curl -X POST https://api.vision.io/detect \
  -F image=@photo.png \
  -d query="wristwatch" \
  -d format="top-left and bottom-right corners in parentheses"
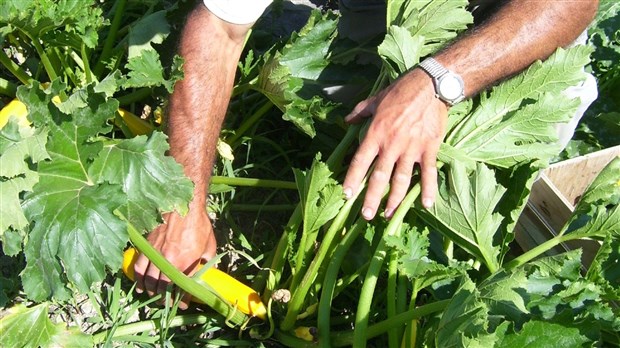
top-left (418, 57), bottom-right (465, 106)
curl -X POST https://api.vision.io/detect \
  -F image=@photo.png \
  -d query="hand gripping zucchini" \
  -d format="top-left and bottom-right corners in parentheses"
top-left (122, 247), bottom-right (267, 319)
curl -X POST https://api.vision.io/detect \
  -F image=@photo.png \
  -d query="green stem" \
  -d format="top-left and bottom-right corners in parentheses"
top-left (353, 183), bottom-right (421, 347)
top-left (280, 184), bottom-right (364, 332)
top-left (29, 37), bottom-right (58, 81)
top-left (257, 205), bottom-right (302, 301)
top-left (333, 260), bottom-right (369, 297)
top-left (401, 281), bottom-right (421, 348)
top-left (227, 100), bottom-right (274, 144)
top-left (81, 43), bottom-right (92, 84)
top-left (94, 0), bottom-right (127, 78)
top-left (92, 313), bottom-right (210, 344)
top-left (317, 219), bottom-right (366, 347)
top-left (58, 48), bottom-right (80, 87)
top-left (0, 77), bottom-right (18, 97)
top-left (396, 274), bottom-right (409, 345)
top-left (353, 237), bottom-right (389, 347)
top-left (122, 213), bottom-right (248, 326)
top-left (504, 233), bottom-right (578, 270)
top-left (331, 300), bottom-right (450, 347)
top-left (258, 124), bottom-right (360, 298)
top-left (0, 49), bottom-right (32, 85)
top-left (387, 250), bottom-right (399, 348)
top-left (210, 176), bottom-right (297, 190)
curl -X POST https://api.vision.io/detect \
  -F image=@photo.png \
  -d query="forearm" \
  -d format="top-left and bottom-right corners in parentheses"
top-left (435, 0), bottom-right (598, 96)
top-left (167, 5), bottom-right (250, 210)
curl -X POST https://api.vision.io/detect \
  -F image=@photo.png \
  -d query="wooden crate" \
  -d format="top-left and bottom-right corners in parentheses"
top-left (514, 145), bottom-right (620, 268)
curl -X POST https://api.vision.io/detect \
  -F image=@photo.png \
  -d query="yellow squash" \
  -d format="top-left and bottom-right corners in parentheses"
top-left (116, 108), bottom-right (155, 136)
top-left (0, 99), bottom-right (30, 129)
top-left (122, 248), bottom-right (267, 319)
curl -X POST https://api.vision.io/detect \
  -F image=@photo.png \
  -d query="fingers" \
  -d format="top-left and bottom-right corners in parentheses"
top-left (134, 257), bottom-right (189, 310)
top-left (361, 150), bottom-right (399, 220)
top-left (343, 136), bottom-right (378, 201)
top-left (420, 147), bottom-right (439, 209)
top-left (384, 153), bottom-right (416, 218)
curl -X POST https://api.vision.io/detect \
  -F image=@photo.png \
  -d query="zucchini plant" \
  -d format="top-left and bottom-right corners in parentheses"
top-left (0, 0), bottom-right (618, 347)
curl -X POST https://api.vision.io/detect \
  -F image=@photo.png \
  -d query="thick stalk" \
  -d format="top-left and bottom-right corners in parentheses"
top-left (401, 281), bottom-right (421, 348)
top-left (0, 77), bottom-right (18, 97)
top-left (504, 233), bottom-right (581, 270)
top-left (92, 313), bottom-right (210, 344)
top-left (259, 205), bottom-right (302, 301)
top-left (29, 38), bottom-right (58, 82)
top-left (353, 183), bottom-right (421, 347)
top-left (81, 43), bottom-right (93, 84)
top-left (353, 237), bottom-right (389, 347)
top-left (257, 125), bottom-right (360, 304)
top-left (0, 49), bottom-right (32, 85)
top-left (331, 300), bottom-right (450, 347)
top-left (227, 100), bottom-right (273, 144)
top-left (123, 214), bottom-right (248, 326)
top-left (94, 0), bottom-right (127, 78)
top-left (317, 219), bottom-right (366, 347)
top-left (387, 250), bottom-right (400, 348)
top-left (280, 184), bottom-right (363, 331)
top-left (396, 274), bottom-right (409, 347)
top-left (287, 125), bottom-right (362, 293)
top-left (210, 176), bottom-right (297, 190)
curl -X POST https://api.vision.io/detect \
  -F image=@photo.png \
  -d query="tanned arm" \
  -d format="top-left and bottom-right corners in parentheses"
top-left (343, 0), bottom-right (598, 220)
top-left (133, 4), bottom-right (252, 309)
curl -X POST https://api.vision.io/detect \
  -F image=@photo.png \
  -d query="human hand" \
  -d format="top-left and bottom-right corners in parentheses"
top-left (343, 69), bottom-right (448, 219)
top-left (133, 208), bottom-right (216, 309)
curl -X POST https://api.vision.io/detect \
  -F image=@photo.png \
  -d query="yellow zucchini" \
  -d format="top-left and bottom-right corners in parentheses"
top-left (122, 248), bottom-right (267, 319)
top-left (0, 99), bottom-right (29, 129)
top-left (116, 108), bottom-right (155, 136)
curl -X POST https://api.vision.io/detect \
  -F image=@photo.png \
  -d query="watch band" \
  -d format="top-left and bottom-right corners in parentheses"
top-left (418, 57), bottom-right (449, 79)
top-left (418, 57), bottom-right (465, 106)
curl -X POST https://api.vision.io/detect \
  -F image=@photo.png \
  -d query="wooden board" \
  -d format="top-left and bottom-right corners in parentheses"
top-left (544, 145), bottom-right (620, 206)
top-left (514, 145), bottom-right (620, 268)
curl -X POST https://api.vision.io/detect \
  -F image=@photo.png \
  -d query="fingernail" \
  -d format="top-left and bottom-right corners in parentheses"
top-left (362, 207), bottom-right (373, 220)
top-left (422, 198), bottom-right (433, 209)
top-left (343, 187), bottom-right (352, 199)
top-left (384, 208), bottom-right (394, 219)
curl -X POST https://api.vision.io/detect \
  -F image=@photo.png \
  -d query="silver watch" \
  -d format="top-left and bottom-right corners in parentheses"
top-left (418, 57), bottom-right (465, 106)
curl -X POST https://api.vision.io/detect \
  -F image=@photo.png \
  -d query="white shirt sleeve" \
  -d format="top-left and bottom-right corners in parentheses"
top-left (203, 0), bottom-right (272, 25)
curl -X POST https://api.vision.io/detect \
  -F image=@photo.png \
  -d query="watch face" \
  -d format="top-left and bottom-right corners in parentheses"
top-left (438, 74), bottom-right (463, 100)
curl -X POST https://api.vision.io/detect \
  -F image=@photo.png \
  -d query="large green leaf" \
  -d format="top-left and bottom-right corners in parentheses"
top-left (445, 46), bottom-right (593, 168)
top-left (435, 277), bottom-right (496, 348)
top-left (124, 49), bottom-right (178, 93)
top-left (495, 320), bottom-right (591, 348)
top-left (378, 25), bottom-right (424, 78)
top-left (0, 118), bottom-right (49, 250)
top-left (388, 0), bottom-right (472, 57)
top-left (0, 303), bottom-right (92, 347)
top-left (291, 156), bottom-right (344, 274)
top-left (417, 162), bottom-right (505, 272)
top-left (294, 157), bottom-right (344, 235)
top-left (385, 224), bottom-right (468, 290)
top-left (0, 0), bottom-right (104, 49)
top-left (16, 82), bottom-right (193, 301)
top-left (89, 132), bottom-right (194, 232)
top-left (254, 10), bottom-right (340, 137)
